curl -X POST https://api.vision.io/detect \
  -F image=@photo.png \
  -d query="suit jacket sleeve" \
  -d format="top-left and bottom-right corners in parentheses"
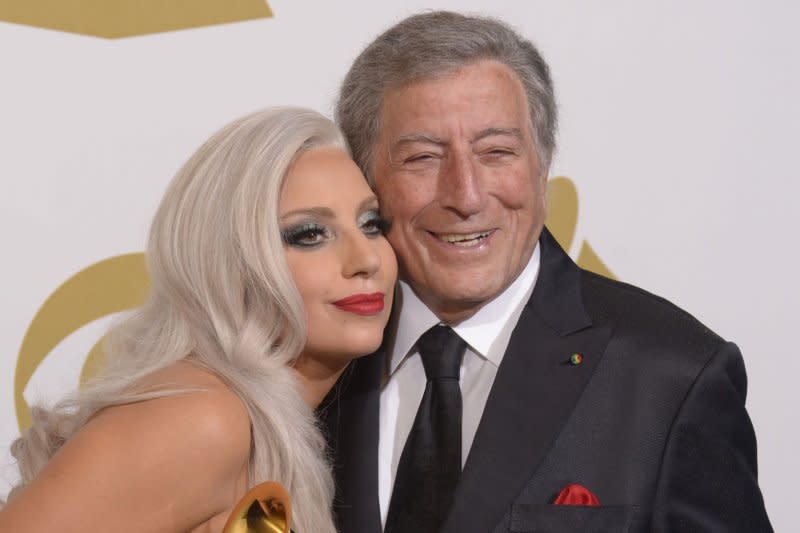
top-left (651, 341), bottom-right (772, 532)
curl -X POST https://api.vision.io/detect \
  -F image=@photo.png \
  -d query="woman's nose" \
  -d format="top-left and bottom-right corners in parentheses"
top-left (340, 231), bottom-right (382, 279)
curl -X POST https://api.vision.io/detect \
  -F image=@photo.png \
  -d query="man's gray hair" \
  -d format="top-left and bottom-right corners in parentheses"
top-left (336, 10), bottom-right (557, 182)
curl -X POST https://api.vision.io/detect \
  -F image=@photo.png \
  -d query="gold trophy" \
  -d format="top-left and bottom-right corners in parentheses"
top-left (222, 482), bottom-right (291, 533)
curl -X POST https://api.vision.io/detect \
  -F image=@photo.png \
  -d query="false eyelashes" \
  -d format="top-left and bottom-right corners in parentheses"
top-left (281, 222), bottom-right (330, 248)
top-left (358, 210), bottom-right (391, 237)
top-left (280, 209), bottom-right (390, 248)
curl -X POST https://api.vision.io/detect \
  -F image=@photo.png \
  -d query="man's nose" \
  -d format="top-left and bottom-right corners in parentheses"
top-left (341, 230), bottom-right (382, 279)
top-left (437, 150), bottom-right (486, 217)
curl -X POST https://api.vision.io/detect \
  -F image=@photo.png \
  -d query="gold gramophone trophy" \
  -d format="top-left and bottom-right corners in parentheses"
top-left (222, 482), bottom-right (291, 533)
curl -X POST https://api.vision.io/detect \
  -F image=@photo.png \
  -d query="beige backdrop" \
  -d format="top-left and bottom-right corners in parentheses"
top-left (1, 1), bottom-right (796, 530)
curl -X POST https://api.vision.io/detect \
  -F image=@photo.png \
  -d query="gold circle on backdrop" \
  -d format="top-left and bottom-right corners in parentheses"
top-left (548, 177), bottom-right (616, 280)
top-left (14, 253), bottom-right (150, 432)
top-left (0, 0), bottom-right (273, 38)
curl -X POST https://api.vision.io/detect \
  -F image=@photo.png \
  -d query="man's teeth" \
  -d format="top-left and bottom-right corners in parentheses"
top-left (437, 231), bottom-right (491, 246)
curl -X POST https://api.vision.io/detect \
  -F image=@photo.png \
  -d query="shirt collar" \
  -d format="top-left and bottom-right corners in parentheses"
top-left (389, 244), bottom-right (541, 374)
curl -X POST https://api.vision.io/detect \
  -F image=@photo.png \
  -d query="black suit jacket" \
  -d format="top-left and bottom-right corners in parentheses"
top-left (320, 228), bottom-right (772, 532)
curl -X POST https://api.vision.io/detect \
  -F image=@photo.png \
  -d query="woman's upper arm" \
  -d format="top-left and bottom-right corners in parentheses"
top-left (0, 386), bottom-right (251, 533)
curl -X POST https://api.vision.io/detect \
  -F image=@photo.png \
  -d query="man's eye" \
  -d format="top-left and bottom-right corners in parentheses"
top-left (404, 153), bottom-right (436, 164)
top-left (484, 147), bottom-right (514, 157)
top-left (281, 223), bottom-right (331, 248)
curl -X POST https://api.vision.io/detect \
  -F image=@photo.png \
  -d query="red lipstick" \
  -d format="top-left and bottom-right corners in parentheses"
top-left (332, 292), bottom-right (385, 316)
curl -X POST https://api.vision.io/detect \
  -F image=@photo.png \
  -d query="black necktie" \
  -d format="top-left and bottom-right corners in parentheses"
top-left (385, 324), bottom-right (466, 533)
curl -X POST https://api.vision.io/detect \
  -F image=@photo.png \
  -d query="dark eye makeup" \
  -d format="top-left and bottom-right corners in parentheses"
top-left (281, 222), bottom-right (331, 248)
top-left (280, 209), bottom-right (390, 249)
top-left (359, 209), bottom-right (391, 236)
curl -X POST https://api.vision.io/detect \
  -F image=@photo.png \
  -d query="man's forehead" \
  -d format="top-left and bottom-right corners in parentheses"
top-left (378, 63), bottom-right (531, 133)
top-left (389, 58), bottom-right (520, 93)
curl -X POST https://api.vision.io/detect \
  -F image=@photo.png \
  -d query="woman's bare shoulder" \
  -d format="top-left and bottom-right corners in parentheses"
top-left (0, 360), bottom-right (251, 533)
top-left (137, 358), bottom-right (237, 393)
top-left (96, 360), bottom-right (251, 459)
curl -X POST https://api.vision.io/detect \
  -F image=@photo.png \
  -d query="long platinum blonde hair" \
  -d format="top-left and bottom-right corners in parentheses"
top-left (8, 107), bottom-right (344, 533)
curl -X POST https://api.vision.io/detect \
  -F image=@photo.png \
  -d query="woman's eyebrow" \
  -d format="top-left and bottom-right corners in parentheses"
top-left (280, 196), bottom-right (377, 221)
top-left (357, 195), bottom-right (379, 211)
top-left (279, 206), bottom-right (335, 220)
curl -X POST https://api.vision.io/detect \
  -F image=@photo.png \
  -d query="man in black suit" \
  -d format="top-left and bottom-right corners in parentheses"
top-left (323, 11), bottom-right (772, 532)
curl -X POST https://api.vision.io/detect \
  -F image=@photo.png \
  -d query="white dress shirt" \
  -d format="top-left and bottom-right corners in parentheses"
top-left (378, 244), bottom-right (541, 526)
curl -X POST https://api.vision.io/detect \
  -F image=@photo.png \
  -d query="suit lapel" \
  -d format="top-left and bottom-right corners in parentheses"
top-left (320, 349), bottom-right (384, 532)
top-left (442, 229), bottom-right (612, 533)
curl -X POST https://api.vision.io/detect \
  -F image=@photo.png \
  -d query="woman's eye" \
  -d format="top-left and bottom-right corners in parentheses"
top-left (281, 223), bottom-right (331, 248)
top-left (359, 211), bottom-right (390, 236)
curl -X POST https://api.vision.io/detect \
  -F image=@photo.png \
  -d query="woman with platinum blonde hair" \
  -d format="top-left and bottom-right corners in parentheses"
top-left (0, 107), bottom-right (397, 533)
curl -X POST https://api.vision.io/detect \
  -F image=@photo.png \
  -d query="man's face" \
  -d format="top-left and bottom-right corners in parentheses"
top-left (372, 59), bottom-right (547, 324)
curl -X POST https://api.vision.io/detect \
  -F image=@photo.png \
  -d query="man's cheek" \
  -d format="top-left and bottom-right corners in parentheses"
top-left (499, 180), bottom-right (540, 210)
top-left (386, 230), bottom-right (411, 256)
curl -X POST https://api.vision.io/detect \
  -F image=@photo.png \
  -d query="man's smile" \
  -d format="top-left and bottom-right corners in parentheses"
top-left (427, 229), bottom-right (496, 248)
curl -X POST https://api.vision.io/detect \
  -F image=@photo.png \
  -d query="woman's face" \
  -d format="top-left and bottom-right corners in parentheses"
top-left (280, 147), bottom-right (397, 369)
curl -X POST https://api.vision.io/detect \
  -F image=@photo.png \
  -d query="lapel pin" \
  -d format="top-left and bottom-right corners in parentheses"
top-left (569, 353), bottom-right (583, 366)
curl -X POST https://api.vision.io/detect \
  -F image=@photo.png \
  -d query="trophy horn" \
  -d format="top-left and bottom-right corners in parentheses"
top-left (222, 481), bottom-right (292, 533)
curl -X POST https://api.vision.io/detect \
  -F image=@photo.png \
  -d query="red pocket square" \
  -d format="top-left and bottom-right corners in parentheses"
top-left (552, 483), bottom-right (600, 506)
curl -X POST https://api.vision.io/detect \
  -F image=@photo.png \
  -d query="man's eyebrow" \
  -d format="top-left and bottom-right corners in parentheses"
top-left (393, 133), bottom-right (447, 147)
top-left (471, 127), bottom-right (524, 143)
